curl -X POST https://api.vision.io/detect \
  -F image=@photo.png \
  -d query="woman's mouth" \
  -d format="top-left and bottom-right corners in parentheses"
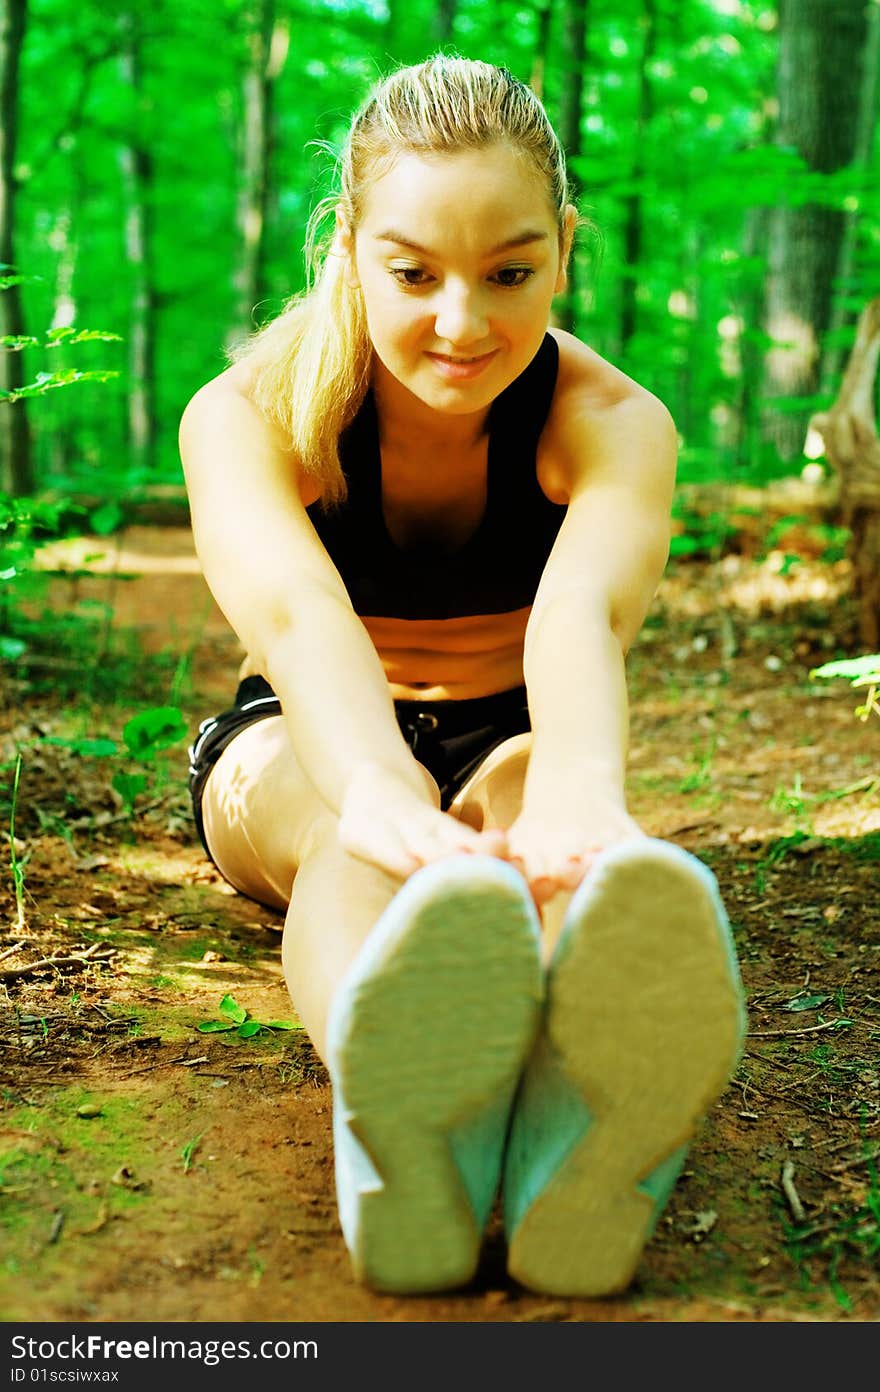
top-left (426, 350), bottom-right (498, 380)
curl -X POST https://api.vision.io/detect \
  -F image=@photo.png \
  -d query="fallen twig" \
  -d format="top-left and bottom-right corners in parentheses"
top-left (0, 942), bottom-right (116, 982)
top-left (830, 1145), bottom-right (880, 1175)
top-left (747, 1019), bottom-right (851, 1039)
top-left (47, 1210), bottom-right (65, 1245)
top-left (742, 1050), bottom-right (794, 1071)
top-left (781, 1160), bottom-right (806, 1223)
top-left (0, 941), bottom-right (25, 964)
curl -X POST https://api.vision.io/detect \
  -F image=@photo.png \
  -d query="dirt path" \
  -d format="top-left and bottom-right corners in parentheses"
top-left (1, 526), bottom-right (878, 1323)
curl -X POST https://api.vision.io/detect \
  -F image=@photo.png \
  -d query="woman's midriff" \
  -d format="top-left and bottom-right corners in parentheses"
top-left (360, 607), bottom-right (530, 702)
top-left (237, 605), bottom-right (531, 703)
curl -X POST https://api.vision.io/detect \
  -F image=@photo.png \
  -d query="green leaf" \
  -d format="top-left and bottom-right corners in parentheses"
top-left (236, 1020), bottom-right (263, 1038)
top-left (669, 534), bottom-right (703, 556)
top-left (0, 335), bottom-right (40, 349)
top-left (47, 328), bottom-right (123, 345)
top-left (785, 992), bottom-right (831, 1012)
top-left (2, 368), bottom-right (121, 400)
top-left (90, 502), bottom-right (125, 536)
top-left (263, 1020), bottom-right (301, 1031)
top-left (0, 635), bottom-right (26, 660)
top-left (122, 706), bottom-right (188, 759)
top-left (196, 1019), bottom-right (237, 1033)
top-left (112, 771), bottom-right (147, 806)
top-left (810, 655), bottom-right (880, 686)
top-left (0, 274), bottom-right (40, 290)
top-left (42, 736), bottom-right (118, 758)
top-left (219, 995), bottom-right (247, 1025)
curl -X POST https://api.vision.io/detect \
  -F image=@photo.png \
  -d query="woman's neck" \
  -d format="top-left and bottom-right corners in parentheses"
top-left (371, 363), bottom-right (491, 455)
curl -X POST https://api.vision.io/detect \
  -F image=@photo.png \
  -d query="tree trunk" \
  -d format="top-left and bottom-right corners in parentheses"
top-left (821, 0), bottom-right (880, 395)
top-left (554, 0), bottom-right (589, 335)
top-left (46, 204), bottom-right (78, 478)
top-left (118, 13), bottom-right (156, 474)
top-left (529, 0), bottom-right (553, 100)
top-left (0, 0), bottom-right (31, 496)
top-left (433, 0), bottom-right (457, 46)
top-left (227, 1), bottom-right (288, 346)
top-left (619, 0), bottom-right (655, 356)
top-left (761, 0), bottom-right (869, 463)
top-left (734, 206), bottom-right (770, 474)
top-left (809, 297), bottom-right (880, 648)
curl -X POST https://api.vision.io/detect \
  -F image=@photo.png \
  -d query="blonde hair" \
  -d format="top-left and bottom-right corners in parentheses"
top-left (230, 54), bottom-right (582, 506)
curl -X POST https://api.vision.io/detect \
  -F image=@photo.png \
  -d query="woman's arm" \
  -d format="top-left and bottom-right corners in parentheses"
top-left (509, 387), bottom-right (677, 900)
top-left (179, 377), bottom-right (503, 877)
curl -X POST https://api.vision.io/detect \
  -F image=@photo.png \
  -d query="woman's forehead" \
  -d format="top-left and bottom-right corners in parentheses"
top-left (357, 145), bottom-right (556, 233)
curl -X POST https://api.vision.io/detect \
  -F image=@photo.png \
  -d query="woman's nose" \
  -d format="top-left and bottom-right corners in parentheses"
top-left (432, 283), bottom-right (489, 345)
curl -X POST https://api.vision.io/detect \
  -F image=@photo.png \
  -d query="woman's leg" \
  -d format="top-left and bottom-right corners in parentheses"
top-left (447, 732), bottom-right (573, 958)
top-left (200, 712), bottom-right (546, 1294)
top-left (199, 715), bottom-right (410, 1061)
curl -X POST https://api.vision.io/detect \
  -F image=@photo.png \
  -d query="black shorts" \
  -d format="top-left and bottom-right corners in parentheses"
top-left (188, 675), bottom-right (530, 859)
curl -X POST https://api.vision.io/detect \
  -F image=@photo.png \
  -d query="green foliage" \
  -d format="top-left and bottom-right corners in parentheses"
top-left (0, 273), bottom-right (121, 403)
top-left (669, 503), bottom-right (737, 558)
top-left (196, 994), bottom-right (299, 1040)
top-left (120, 707), bottom-right (188, 760)
top-left (180, 1133), bottom-right (203, 1173)
top-left (33, 705), bottom-right (189, 820)
top-left (4, 0), bottom-right (875, 497)
top-left (811, 655), bottom-right (880, 723)
top-left (8, 752), bottom-right (27, 931)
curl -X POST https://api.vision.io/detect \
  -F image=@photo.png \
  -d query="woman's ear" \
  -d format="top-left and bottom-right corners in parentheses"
top-left (554, 203), bottom-right (578, 295)
top-left (334, 208), bottom-right (360, 289)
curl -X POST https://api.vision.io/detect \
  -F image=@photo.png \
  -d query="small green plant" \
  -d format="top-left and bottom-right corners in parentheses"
top-left (8, 752), bottom-right (27, 931)
top-left (113, 706), bottom-right (189, 806)
top-left (0, 269), bottom-right (122, 402)
top-left (39, 705), bottom-right (188, 820)
top-left (669, 504), bottom-right (736, 559)
top-left (810, 654), bottom-right (880, 723)
top-left (769, 772), bottom-right (814, 831)
top-left (180, 1133), bottom-right (203, 1173)
top-left (677, 738), bottom-right (717, 795)
top-left (196, 994), bottom-right (300, 1041)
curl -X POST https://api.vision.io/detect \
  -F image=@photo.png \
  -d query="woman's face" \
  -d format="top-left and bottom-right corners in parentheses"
top-left (339, 144), bottom-right (572, 422)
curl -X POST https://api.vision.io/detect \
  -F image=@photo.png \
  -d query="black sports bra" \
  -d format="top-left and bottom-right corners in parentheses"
top-left (306, 332), bottom-right (566, 699)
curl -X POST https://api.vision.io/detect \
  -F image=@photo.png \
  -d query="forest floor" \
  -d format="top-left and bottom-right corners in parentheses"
top-left (1, 512), bottom-right (879, 1325)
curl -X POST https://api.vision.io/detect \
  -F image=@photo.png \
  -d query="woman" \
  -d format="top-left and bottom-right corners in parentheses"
top-left (180, 54), bottom-right (746, 1298)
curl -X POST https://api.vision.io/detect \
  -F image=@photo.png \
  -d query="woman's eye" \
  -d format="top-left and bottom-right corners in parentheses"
top-left (389, 267), bottom-right (430, 287)
top-left (493, 267), bottom-right (535, 288)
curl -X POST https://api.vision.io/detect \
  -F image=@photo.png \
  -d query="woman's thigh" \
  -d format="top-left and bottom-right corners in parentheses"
top-left (199, 715), bottom-right (330, 909)
top-left (197, 715), bottom-right (443, 910)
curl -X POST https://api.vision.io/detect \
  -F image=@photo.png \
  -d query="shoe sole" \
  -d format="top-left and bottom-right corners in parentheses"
top-left (326, 855), bottom-right (543, 1294)
top-left (504, 838), bottom-right (746, 1297)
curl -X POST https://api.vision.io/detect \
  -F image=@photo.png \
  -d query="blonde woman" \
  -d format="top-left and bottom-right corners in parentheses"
top-left (180, 54), bottom-right (746, 1298)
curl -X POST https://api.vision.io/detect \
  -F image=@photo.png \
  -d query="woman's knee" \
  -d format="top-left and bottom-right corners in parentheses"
top-left (449, 732), bottom-right (532, 829)
top-left (198, 717), bottom-right (331, 904)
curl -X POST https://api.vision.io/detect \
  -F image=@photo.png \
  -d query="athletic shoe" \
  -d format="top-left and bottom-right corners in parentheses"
top-left (503, 837), bottom-right (746, 1297)
top-left (326, 854), bottom-right (544, 1294)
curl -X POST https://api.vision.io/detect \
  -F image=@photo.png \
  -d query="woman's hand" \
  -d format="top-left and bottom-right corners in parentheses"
top-left (505, 797), bottom-right (645, 907)
top-left (338, 762), bottom-right (508, 881)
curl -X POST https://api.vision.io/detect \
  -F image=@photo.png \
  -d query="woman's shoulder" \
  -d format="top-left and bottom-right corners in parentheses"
top-left (547, 327), bottom-right (673, 420)
top-left (183, 357), bottom-right (261, 409)
top-left (180, 362), bottom-right (322, 508)
top-left (538, 329), bottom-right (676, 500)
